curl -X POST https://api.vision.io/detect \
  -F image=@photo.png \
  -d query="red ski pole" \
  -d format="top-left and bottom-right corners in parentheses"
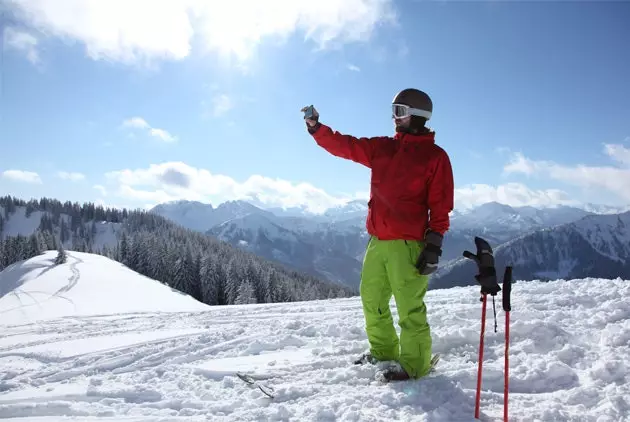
top-left (475, 293), bottom-right (487, 419)
top-left (502, 267), bottom-right (512, 422)
top-left (463, 237), bottom-right (503, 421)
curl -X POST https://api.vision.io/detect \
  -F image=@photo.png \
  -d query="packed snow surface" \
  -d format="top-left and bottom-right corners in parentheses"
top-left (1, 252), bottom-right (629, 421)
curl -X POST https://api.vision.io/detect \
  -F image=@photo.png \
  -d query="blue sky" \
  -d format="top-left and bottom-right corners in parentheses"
top-left (2, 0), bottom-right (629, 213)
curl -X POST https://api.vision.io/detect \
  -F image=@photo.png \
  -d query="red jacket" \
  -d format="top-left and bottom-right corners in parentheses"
top-left (311, 123), bottom-right (454, 240)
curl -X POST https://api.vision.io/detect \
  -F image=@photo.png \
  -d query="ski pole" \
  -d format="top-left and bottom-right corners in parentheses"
top-left (502, 266), bottom-right (512, 422)
top-left (475, 292), bottom-right (487, 419)
top-left (463, 237), bottom-right (503, 421)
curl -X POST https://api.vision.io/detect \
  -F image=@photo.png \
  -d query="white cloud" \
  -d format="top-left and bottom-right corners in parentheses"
top-left (7, 0), bottom-right (192, 66)
top-left (209, 94), bottom-right (234, 117)
top-left (148, 128), bottom-right (176, 143)
top-left (4, 26), bottom-right (40, 64)
top-left (604, 143), bottom-right (630, 166)
top-left (7, 0), bottom-right (396, 66)
top-left (93, 185), bottom-right (108, 196)
top-left (189, 0), bottom-right (396, 61)
top-left (122, 117), bottom-right (149, 129)
top-left (104, 161), bottom-right (354, 213)
top-left (122, 117), bottom-right (176, 143)
top-left (347, 64), bottom-right (360, 72)
top-left (57, 171), bottom-right (85, 181)
top-left (503, 141), bottom-right (630, 202)
top-left (118, 185), bottom-right (178, 205)
top-left (102, 162), bottom-right (613, 214)
top-left (454, 183), bottom-right (579, 210)
top-left (503, 152), bottom-right (538, 176)
top-left (1, 169), bottom-right (42, 184)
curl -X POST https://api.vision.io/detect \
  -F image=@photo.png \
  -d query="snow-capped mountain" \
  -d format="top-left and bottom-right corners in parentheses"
top-left (1, 197), bottom-right (355, 305)
top-left (450, 201), bottom-right (592, 240)
top-left (150, 199), bottom-right (273, 232)
top-left (151, 198), bottom-right (625, 289)
top-left (439, 201), bottom-right (594, 263)
top-left (151, 200), bottom-right (369, 288)
top-left (321, 200), bottom-right (369, 222)
top-left (431, 210), bottom-right (630, 290)
top-left (207, 213), bottom-right (363, 289)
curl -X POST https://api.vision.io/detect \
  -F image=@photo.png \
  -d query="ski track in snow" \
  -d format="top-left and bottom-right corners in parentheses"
top-left (1, 279), bottom-right (630, 421)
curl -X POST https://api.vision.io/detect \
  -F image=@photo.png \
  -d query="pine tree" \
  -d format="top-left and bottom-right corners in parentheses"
top-left (28, 233), bottom-right (42, 258)
top-left (60, 218), bottom-right (68, 245)
top-left (0, 195), bottom-right (355, 306)
top-left (55, 242), bottom-right (67, 265)
top-left (119, 232), bottom-right (128, 264)
top-left (235, 279), bottom-right (257, 304)
top-left (0, 239), bottom-right (5, 270)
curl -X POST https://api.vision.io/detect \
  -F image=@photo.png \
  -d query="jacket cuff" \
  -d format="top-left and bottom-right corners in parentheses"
top-left (307, 122), bottom-right (322, 134)
top-left (424, 230), bottom-right (443, 247)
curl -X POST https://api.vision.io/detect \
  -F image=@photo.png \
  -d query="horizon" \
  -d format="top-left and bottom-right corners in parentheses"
top-left (2, 1), bottom-right (629, 213)
top-left (4, 193), bottom-right (628, 217)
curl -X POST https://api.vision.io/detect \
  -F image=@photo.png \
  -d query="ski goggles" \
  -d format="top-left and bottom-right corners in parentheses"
top-left (392, 103), bottom-right (432, 120)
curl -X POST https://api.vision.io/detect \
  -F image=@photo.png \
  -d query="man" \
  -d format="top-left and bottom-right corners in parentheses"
top-left (302, 88), bottom-right (454, 381)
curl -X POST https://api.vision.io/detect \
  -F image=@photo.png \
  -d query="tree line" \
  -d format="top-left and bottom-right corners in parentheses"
top-left (0, 195), bottom-right (355, 305)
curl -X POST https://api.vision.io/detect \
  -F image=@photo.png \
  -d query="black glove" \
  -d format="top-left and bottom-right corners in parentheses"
top-left (416, 230), bottom-right (443, 275)
top-left (463, 236), bottom-right (501, 296)
top-left (301, 105), bottom-right (320, 134)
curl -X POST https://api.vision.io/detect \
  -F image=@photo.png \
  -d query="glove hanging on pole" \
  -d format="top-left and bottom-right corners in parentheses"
top-left (463, 236), bottom-right (512, 422)
top-left (463, 236), bottom-right (501, 296)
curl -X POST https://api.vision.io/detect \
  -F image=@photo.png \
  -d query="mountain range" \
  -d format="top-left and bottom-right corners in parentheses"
top-left (0, 196), bottom-right (354, 305)
top-left (152, 199), bottom-right (370, 289)
top-left (150, 199), bottom-right (630, 289)
top-left (432, 210), bottom-right (630, 289)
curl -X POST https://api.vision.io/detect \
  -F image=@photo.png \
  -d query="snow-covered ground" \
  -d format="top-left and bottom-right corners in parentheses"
top-left (0, 251), bottom-right (208, 325)
top-left (1, 251), bottom-right (629, 421)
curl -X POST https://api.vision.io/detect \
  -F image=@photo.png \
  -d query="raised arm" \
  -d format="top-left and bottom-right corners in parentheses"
top-left (302, 105), bottom-right (385, 169)
top-left (309, 123), bottom-right (385, 168)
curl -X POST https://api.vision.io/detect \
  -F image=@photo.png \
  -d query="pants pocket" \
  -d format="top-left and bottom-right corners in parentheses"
top-left (404, 240), bottom-right (424, 268)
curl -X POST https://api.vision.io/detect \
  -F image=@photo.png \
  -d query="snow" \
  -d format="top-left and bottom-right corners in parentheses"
top-left (533, 257), bottom-right (578, 279)
top-left (0, 251), bottom-right (209, 325)
top-left (1, 253), bottom-right (630, 421)
top-left (90, 222), bottom-right (122, 251)
top-left (0, 207), bottom-right (46, 239)
top-left (572, 211), bottom-right (630, 262)
top-left (0, 206), bottom-right (123, 252)
top-left (150, 200), bottom-right (277, 233)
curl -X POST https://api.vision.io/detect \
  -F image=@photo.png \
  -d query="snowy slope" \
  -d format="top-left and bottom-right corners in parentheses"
top-left (572, 212), bottom-right (630, 262)
top-left (1, 253), bottom-right (629, 421)
top-left (0, 251), bottom-right (209, 325)
top-left (0, 205), bottom-right (122, 253)
top-left (0, 207), bottom-right (46, 239)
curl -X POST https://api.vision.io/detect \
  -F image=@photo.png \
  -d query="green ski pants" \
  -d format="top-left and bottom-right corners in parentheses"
top-left (360, 236), bottom-right (432, 378)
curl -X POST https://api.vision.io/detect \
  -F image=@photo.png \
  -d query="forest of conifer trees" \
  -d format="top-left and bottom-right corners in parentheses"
top-left (0, 196), bottom-right (355, 306)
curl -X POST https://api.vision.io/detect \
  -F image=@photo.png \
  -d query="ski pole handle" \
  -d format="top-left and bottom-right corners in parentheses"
top-left (502, 266), bottom-right (512, 312)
